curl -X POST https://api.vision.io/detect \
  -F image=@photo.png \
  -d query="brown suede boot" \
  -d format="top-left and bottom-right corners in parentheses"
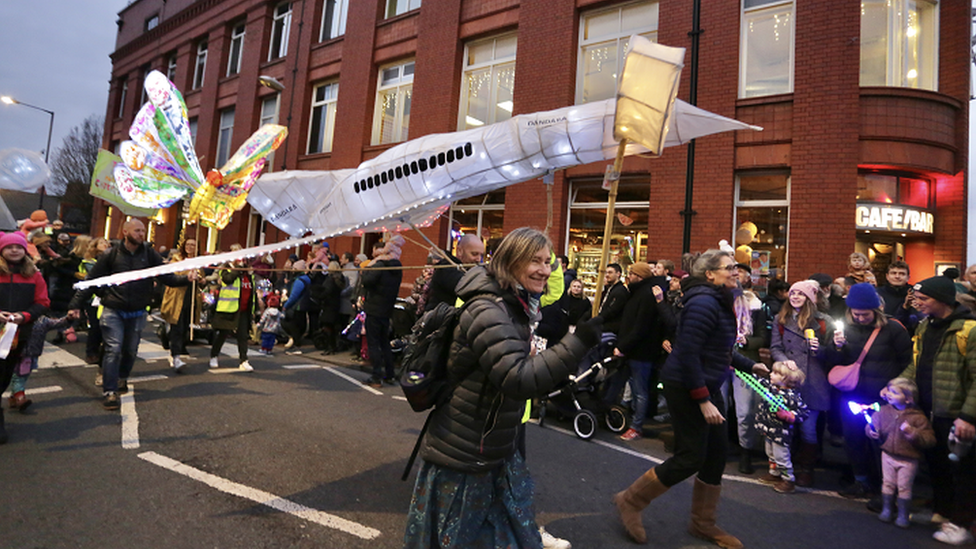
top-left (688, 477), bottom-right (743, 549)
top-left (613, 467), bottom-right (670, 543)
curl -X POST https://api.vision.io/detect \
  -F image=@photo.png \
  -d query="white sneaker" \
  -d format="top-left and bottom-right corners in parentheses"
top-left (283, 337), bottom-right (294, 349)
top-left (934, 523), bottom-right (975, 546)
top-left (539, 526), bottom-right (571, 549)
top-left (285, 349), bottom-right (302, 355)
top-left (172, 356), bottom-right (186, 373)
top-left (209, 357), bottom-right (219, 369)
top-left (238, 361), bottom-right (254, 372)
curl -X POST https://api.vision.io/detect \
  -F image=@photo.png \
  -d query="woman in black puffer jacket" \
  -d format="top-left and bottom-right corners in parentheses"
top-left (613, 250), bottom-right (766, 548)
top-left (403, 228), bottom-right (603, 549)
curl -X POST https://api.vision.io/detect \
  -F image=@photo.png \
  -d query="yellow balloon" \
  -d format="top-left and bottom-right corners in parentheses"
top-left (735, 245), bottom-right (753, 265)
top-left (735, 227), bottom-right (753, 246)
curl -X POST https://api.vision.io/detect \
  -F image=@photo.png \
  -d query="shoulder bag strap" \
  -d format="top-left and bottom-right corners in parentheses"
top-left (854, 327), bottom-right (882, 364)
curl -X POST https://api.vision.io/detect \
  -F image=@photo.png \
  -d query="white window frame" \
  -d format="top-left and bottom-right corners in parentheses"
top-left (320, 0), bottom-right (348, 41)
top-left (227, 22), bottom-right (246, 77)
top-left (447, 192), bottom-right (505, 253)
top-left (145, 14), bottom-right (159, 32)
top-left (733, 172), bottom-right (792, 279)
top-left (259, 95), bottom-right (280, 170)
top-left (576, 1), bottom-right (659, 105)
top-left (371, 60), bottom-right (414, 145)
top-left (859, 0), bottom-right (939, 90)
top-left (193, 40), bottom-right (208, 89)
top-left (739, 0), bottom-right (795, 99)
top-left (140, 65), bottom-right (151, 106)
top-left (307, 82), bottom-right (339, 154)
top-left (166, 53), bottom-right (177, 81)
top-left (269, 2), bottom-right (292, 61)
top-left (385, 0), bottom-right (421, 19)
top-left (216, 108), bottom-right (235, 168)
top-left (117, 80), bottom-right (127, 119)
top-left (188, 117), bottom-right (198, 146)
top-left (457, 34), bottom-right (517, 131)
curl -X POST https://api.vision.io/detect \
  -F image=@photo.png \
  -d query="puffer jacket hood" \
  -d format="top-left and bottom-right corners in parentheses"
top-left (421, 266), bottom-right (592, 473)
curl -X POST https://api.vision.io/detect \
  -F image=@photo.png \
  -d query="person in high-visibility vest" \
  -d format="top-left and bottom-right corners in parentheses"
top-left (209, 247), bottom-right (257, 372)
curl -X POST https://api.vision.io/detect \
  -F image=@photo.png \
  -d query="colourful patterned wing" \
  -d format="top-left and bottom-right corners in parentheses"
top-left (112, 164), bottom-right (191, 209)
top-left (128, 102), bottom-right (191, 183)
top-left (144, 70), bottom-right (205, 187)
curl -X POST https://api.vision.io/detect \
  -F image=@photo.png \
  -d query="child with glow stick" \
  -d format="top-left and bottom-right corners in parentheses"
top-left (754, 361), bottom-right (808, 493)
top-left (867, 377), bottom-right (935, 528)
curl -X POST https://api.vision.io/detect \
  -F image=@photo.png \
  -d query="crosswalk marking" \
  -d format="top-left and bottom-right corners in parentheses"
top-left (137, 340), bottom-right (170, 362)
top-left (282, 364), bottom-right (322, 370)
top-left (121, 386), bottom-right (139, 450)
top-left (322, 366), bottom-right (383, 395)
top-left (37, 342), bottom-right (86, 369)
top-left (219, 342), bottom-right (260, 358)
top-left (2, 385), bottom-right (63, 398)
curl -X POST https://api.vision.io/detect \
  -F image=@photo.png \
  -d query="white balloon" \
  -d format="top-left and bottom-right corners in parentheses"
top-left (0, 148), bottom-right (50, 192)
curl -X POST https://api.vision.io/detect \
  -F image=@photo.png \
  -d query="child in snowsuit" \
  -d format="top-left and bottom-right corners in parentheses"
top-left (257, 293), bottom-right (283, 355)
top-left (755, 361), bottom-right (808, 494)
top-left (867, 377), bottom-right (935, 528)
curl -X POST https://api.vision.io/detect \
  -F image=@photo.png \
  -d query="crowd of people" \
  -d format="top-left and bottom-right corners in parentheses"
top-left (0, 213), bottom-right (974, 548)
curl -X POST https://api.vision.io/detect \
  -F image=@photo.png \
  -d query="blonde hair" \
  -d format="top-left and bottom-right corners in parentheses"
top-left (887, 377), bottom-right (919, 405)
top-left (0, 252), bottom-right (37, 277)
top-left (85, 238), bottom-right (110, 260)
top-left (772, 361), bottom-right (806, 388)
top-left (487, 227), bottom-right (552, 292)
top-left (71, 235), bottom-right (91, 257)
top-left (849, 252), bottom-right (869, 268)
top-left (844, 306), bottom-right (888, 328)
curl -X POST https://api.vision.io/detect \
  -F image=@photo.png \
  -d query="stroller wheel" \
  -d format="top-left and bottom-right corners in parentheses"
top-left (606, 405), bottom-right (628, 433)
top-left (573, 409), bottom-right (598, 440)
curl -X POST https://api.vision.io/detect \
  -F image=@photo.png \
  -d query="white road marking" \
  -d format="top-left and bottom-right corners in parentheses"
top-left (138, 451), bottom-right (381, 539)
top-left (322, 366), bottom-right (382, 395)
top-left (282, 364), bottom-right (323, 370)
top-left (391, 395), bottom-right (407, 402)
top-left (121, 386), bottom-right (139, 450)
top-left (37, 342), bottom-right (86, 368)
top-left (137, 340), bottom-right (170, 362)
top-left (208, 368), bottom-right (251, 375)
top-left (220, 342), bottom-right (260, 358)
top-left (127, 374), bottom-right (169, 383)
top-left (2, 385), bottom-right (63, 398)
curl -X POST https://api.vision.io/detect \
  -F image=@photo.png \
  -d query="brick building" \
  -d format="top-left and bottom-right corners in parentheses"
top-left (99, 0), bottom-right (969, 294)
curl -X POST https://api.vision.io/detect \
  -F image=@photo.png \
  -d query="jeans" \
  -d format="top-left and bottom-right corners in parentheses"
top-left (656, 383), bottom-right (728, 487)
top-left (260, 332), bottom-right (276, 351)
top-left (627, 359), bottom-right (653, 431)
top-left (733, 375), bottom-right (759, 450)
top-left (100, 308), bottom-right (146, 394)
top-left (797, 409), bottom-right (821, 445)
top-left (366, 315), bottom-right (394, 380)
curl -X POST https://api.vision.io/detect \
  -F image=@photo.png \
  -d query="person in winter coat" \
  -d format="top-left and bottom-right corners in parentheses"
top-left (282, 260), bottom-right (312, 354)
top-left (898, 276), bottom-right (976, 545)
top-left (423, 234), bottom-right (485, 313)
top-left (0, 231), bottom-right (50, 444)
top-left (360, 238), bottom-right (403, 387)
top-left (615, 262), bottom-right (663, 441)
top-left (563, 279), bottom-right (592, 329)
top-left (613, 250), bottom-right (768, 548)
top-left (161, 238), bottom-right (202, 372)
top-left (824, 283), bottom-right (912, 498)
top-left (403, 227), bottom-right (603, 549)
top-left (733, 263), bottom-right (770, 474)
top-left (208, 255), bottom-right (257, 372)
top-left (597, 263), bottom-right (629, 335)
top-left (754, 361), bottom-right (808, 494)
top-left (877, 260), bottom-right (916, 323)
top-left (770, 279), bottom-right (833, 487)
top-left (315, 262), bottom-right (347, 354)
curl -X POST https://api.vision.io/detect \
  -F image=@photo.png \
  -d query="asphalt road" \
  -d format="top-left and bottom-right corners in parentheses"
top-left (0, 322), bottom-right (953, 549)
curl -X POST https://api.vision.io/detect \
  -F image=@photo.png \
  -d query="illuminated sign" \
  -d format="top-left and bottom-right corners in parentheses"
top-left (855, 203), bottom-right (934, 234)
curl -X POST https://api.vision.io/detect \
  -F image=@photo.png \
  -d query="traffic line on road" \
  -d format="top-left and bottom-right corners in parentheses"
top-left (138, 451), bottom-right (382, 539)
top-left (138, 340), bottom-right (170, 362)
top-left (220, 342), bottom-right (260, 358)
top-left (37, 342), bottom-right (86, 369)
top-left (322, 366), bottom-right (383, 395)
top-left (127, 374), bottom-right (169, 383)
top-left (2, 385), bottom-right (63, 398)
top-left (282, 364), bottom-right (323, 370)
top-left (121, 387), bottom-right (140, 450)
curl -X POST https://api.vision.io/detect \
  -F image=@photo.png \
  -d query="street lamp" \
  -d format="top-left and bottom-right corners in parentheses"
top-left (1, 95), bottom-right (55, 209)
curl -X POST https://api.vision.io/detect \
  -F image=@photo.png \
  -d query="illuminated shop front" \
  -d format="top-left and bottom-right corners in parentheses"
top-left (854, 172), bottom-right (935, 279)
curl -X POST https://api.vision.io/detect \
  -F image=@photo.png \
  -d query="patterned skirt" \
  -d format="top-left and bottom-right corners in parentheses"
top-left (403, 452), bottom-right (542, 549)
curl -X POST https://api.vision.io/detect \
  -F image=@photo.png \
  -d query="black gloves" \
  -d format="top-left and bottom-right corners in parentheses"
top-left (574, 316), bottom-right (604, 348)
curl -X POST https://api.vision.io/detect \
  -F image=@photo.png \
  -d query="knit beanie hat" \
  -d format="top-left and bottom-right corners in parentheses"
top-left (845, 282), bottom-right (881, 310)
top-left (789, 280), bottom-right (820, 304)
top-left (914, 276), bottom-right (957, 306)
top-left (266, 294), bottom-right (280, 307)
top-left (629, 262), bottom-right (653, 280)
top-left (0, 231), bottom-right (29, 252)
top-left (292, 259), bottom-right (307, 271)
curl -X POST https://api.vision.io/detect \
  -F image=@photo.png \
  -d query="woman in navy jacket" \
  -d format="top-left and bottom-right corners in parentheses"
top-left (613, 250), bottom-right (766, 548)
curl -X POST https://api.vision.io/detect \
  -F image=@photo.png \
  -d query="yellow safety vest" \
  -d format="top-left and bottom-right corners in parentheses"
top-left (216, 273), bottom-right (241, 314)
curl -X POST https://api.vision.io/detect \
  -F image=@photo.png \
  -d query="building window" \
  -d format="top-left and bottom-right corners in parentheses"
top-left (734, 172), bottom-right (790, 287)
top-left (308, 82), bottom-right (338, 154)
top-left (372, 60), bottom-right (414, 145)
top-left (860, 0), bottom-right (938, 90)
top-left (140, 64), bottom-right (151, 106)
top-left (188, 117), bottom-right (198, 145)
top-left (458, 34), bottom-right (517, 130)
top-left (320, 0), bottom-right (348, 41)
top-left (216, 108), bottom-right (235, 168)
top-left (739, 0), bottom-right (794, 98)
top-left (447, 190), bottom-right (505, 256)
top-left (227, 22), bottom-right (246, 77)
top-left (385, 0), bottom-right (421, 19)
top-left (193, 40), bottom-right (208, 89)
top-left (576, 1), bottom-right (658, 105)
top-left (269, 2), bottom-right (292, 61)
top-left (166, 52), bottom-right (177, 81)
top-left (145, 14), bottom-right (159, 32)
top-left (567, 178), bottom-right (650, 297)
top-left (260, 95), bottom-right (280, 171)
top-left (117, 80), bottom-right (128, 119)
top-left (857, 173), bottom-right (932, 209)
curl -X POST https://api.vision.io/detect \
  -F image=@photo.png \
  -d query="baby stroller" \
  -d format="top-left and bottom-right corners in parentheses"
top-left (538, 333), bottom-right (629, 439)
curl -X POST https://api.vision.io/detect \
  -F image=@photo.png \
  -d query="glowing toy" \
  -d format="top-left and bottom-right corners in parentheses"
top-left (734, 369), bottom-right (787, 412)
top-left (847, 401), bottom-right (880, 425)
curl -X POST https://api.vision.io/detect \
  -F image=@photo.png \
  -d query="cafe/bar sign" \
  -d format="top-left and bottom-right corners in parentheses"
top-left (855, 202), bottom-right (934, 234)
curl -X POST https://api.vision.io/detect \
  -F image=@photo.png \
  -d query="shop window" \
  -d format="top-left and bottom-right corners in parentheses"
top-left (227, 22), bottom-right (246, 77)
top-left (739, 0), bottom-right (794, 98)
top-left (372, 60), bottom-right (414, 145)
top-left (857, 173), bottom-right (931, 209)
top-left (576, 1), bottom-right (658, 105)
top-left (448, 190), bottom-right (505, 256)
top-left (735, 173), bottom-right (790, 290)
top-left (860, 0), bottom-right (938, 90)
top-left (320, 0), bottom-right (348, 41)
top-left (269, 2), bottom-right (292, 61)
top-left (567, 178), bottom-right (650, 298)
top-left (458, 34), bottom-right (517, 130)
top-left (308, 82), bottom-right (338, 154)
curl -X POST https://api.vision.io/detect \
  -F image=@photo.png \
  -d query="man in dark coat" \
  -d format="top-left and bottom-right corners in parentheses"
top-left (615, 262), bottom-right (662, 440)
top-left (876, 260), bottom-right (916, 326)
top-left (598, 263), bottom-right (629, 335)
top-left (423, 234), bottom-right (485, 313)
top-left (361, 240), bottom-right (403, 387)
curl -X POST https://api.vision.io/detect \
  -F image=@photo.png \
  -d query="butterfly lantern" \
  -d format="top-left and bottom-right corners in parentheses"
top-left (113, 70), bottom-right (287, 229)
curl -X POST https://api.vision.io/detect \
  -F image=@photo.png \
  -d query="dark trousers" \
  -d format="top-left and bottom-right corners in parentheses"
top-left (841, 398), bottom-right (882, 486)
top-left (211, 312), bottom-right (251, 361)
top-left (656, 383), bottom-right (728, 487)
top-left (0, 354), bottom-right (17, 394)
top-left (366, 314), bottom-right (394, 380)
top-left (169, 294), bottom-right (192, 357)
top-left (927, 416), bottom-right (976, 526)
top-left (285, 310), bottom-right (308, 348)
top-left (84, 303), bottom-right (103, 358)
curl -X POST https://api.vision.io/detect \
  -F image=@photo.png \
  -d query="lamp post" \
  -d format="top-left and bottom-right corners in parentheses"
top-left (1, 95), bottom-right (55, 209)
